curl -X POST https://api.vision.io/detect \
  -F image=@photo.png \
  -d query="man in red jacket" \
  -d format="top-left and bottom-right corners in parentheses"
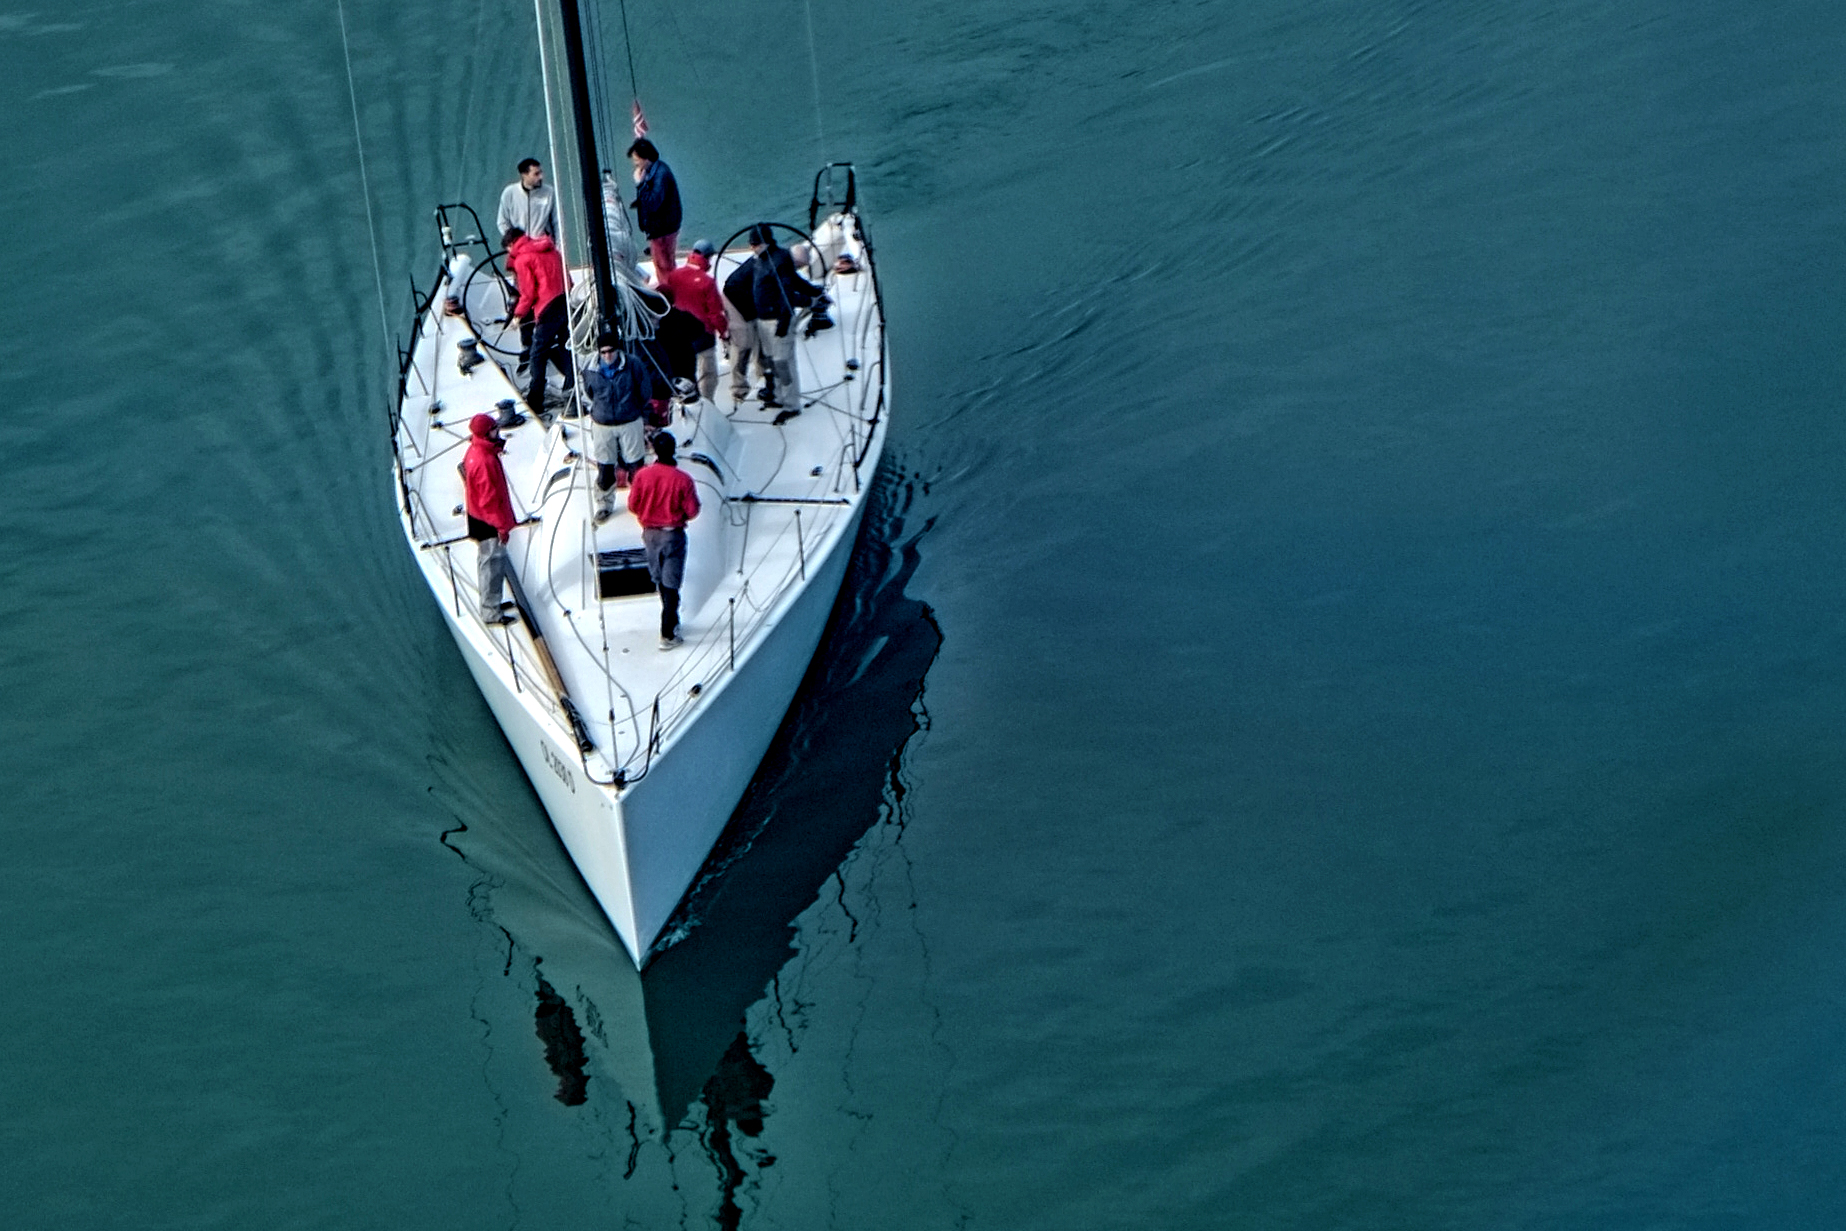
top-left (505, 227), bottom-right (574, 415)
top-left (463, 414), bottom-right (519, 625)
top-left (656, 240), bottom-right (728, 401)
top-left (626, 431), bottom-right (701, 649)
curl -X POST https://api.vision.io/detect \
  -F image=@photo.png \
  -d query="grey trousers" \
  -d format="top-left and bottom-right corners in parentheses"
top-left (755, 319), bottom-right (798, 407)
top-left (725, 305), bottom-right (759, 398)
top-left (696, 346), bottom-right (719, 401)
top-left (476, 536), bottom-right (512, 621)
top-left (642, 526), bottom-right (687, 639)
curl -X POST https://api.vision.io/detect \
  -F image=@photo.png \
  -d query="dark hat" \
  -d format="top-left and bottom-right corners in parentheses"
top-left (691, 239), bottom-right (716, 257)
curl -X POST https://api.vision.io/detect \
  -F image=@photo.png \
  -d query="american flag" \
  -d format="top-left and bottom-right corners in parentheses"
top-left (631, 99), bottom-right (649, 138)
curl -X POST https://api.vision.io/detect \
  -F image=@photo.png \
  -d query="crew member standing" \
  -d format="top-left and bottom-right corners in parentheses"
top-left (582, 338), bottom-right (656, 521)
top-left (626, 431), bottom-right (701, 649)
top-left (506, 227), bottom-right (574, 413)
top-left (657, 239), bottom-right (728, 400)
top-left (463, 414), bottom-right (519, 626)
top-left (722, 251), bottom-right (762, 404)
top-left (627, 138), bottom-right (682, 275)
top-left (497, 158), bottom-right (556, 240)
top-left (749, 225), bottom-right (822, 411)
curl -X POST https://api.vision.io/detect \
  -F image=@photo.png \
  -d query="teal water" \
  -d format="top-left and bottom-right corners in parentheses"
top-left (5, 0), bottom-right (1846, 1226)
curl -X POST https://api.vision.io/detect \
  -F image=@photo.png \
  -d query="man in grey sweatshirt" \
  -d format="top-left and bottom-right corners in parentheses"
top-left (497, 158), bottom-right (556, 241)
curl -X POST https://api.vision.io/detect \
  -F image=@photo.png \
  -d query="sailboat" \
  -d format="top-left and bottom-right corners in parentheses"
top-left (385, 0), bottom-right (889, 966)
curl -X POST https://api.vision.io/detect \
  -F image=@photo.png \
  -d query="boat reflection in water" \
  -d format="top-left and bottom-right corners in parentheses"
top-left (428, 469), bottom-right (938, 1202)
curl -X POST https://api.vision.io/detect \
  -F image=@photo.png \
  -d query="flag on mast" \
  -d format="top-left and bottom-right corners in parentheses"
top-left (631, 99), bottom-right (649, 138)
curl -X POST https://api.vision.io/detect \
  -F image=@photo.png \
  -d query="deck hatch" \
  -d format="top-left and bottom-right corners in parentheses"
top-left (596, 548), bottom-right (657, 599)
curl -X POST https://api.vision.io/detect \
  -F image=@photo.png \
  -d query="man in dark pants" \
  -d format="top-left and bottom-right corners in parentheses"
top-left (507, 228), bottom-right (573, 413)
top-left (502, 228), bottom-right (535, 376)
top-left (626, 431), bottom-right (701, 650)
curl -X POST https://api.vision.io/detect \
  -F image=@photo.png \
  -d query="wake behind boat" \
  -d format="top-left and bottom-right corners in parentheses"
top-left (383, 3), bottom-right (889, 967)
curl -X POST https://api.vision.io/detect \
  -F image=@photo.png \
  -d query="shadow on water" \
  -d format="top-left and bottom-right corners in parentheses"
top-left (640, 465), bottom-right (942, 1124)
top-left (429, 460), bottom-right (940, 1165)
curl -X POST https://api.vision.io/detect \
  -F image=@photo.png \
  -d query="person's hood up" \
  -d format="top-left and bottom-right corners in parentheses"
top-left (470, 413), bottom-right (499, 438)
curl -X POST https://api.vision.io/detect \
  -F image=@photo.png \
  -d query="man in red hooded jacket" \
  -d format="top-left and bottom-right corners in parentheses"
top-left (505, 227), bottom-right (574, 415)
top-left (463, 414), bottom-right (519, 625)
top-left (656, 240), bottom-right (728, 400)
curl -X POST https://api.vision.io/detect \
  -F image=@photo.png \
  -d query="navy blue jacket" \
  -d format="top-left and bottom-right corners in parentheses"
top-left (750, 246), bottom-right (821, 326)
top-left (581, 350), bottom-right (656, 425)
top-left (723, 261), bottom-right (758, 322)
top-left (631, 160), bottom-right (682, 240)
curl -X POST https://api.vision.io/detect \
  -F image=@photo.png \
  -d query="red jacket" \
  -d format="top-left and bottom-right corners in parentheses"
top-left (463, 422), bottom-right (518, 533)
top-left (508, 234), bottom-right (566, 319)
top-left (626, 461), bottom-right (700, 529)
top-left (658, 252), bottom-right (728, 337)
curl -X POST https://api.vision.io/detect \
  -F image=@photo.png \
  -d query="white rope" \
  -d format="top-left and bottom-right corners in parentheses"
top-left (335, 0), bottom-right (392, 366)
top-left (802, 0), bottom-right (826, 161)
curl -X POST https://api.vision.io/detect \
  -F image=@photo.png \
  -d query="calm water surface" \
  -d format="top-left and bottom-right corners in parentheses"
top-left (3, 0), bottom-right (1845, 1226)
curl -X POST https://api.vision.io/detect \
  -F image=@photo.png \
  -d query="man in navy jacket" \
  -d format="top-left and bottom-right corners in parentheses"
top-left (748, 225), bottom-right (822, 410)
top-left (628, 139), bottom-right (682, 275)
top-left (582, 338), bottom-right (660, 522)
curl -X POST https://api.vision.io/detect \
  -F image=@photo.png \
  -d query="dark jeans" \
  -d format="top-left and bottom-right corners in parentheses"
top-left (526, 297), bottom-right (573, 410)
top-left (642, 526), bottom-right (687, 639)
top-left (658, 586), bottom-right (680, 639)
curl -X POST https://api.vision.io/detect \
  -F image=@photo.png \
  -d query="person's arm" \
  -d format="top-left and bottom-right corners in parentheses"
top-left (510, 254), bottom-right (535, 319)
top-left (496, 186), bottom-right (515, 240)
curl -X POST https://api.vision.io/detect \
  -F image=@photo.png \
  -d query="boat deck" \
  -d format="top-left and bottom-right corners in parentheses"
top-left (394, 232), bottom-right (885, 786)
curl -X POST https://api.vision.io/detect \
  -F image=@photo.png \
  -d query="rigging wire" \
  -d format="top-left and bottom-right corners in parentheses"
top-left (615, 0), bottom-right (640, 102)
top-left (453, 0), bottom-right (491, 201)
top-left (802, 0), bottom-right (827, 161)
top-left (334, 0), bottom-right (393, 378)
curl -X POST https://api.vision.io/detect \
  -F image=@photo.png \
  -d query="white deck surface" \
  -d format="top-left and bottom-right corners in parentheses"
top-left (394, 223), bottom-right (886, 790)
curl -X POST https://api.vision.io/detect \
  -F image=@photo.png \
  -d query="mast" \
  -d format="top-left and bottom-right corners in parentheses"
top-left (556, 0), bottom-right (618, 338)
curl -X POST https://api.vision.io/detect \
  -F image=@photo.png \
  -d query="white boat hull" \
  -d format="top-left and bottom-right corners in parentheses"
top-left (430, 499), bottom-right (866, 963)
top-left (394, 198), bottom-right (887, 968)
